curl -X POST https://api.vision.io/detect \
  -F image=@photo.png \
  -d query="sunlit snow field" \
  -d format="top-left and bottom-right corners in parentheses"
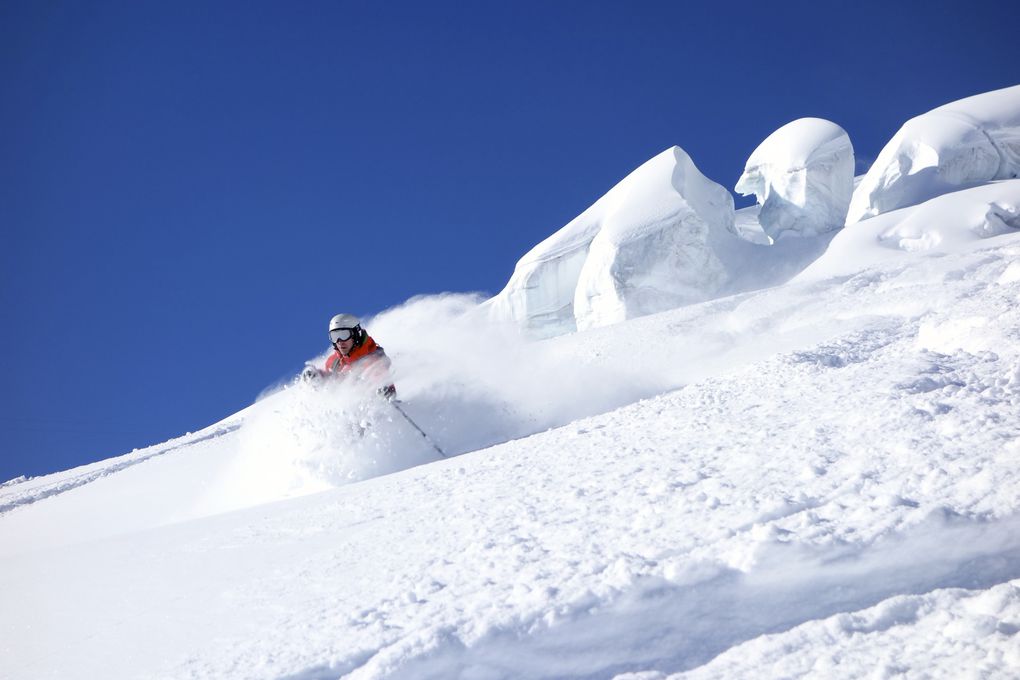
top-left (3, 83), bottom-right (1020, 677)
top-left (3, 226), bottom-right (1020, 678)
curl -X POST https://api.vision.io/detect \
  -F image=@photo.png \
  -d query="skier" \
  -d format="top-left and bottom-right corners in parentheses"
top-left (302, 314), bottom-right (446, 456)
top-left (303, 313), bottom-right (396, 399)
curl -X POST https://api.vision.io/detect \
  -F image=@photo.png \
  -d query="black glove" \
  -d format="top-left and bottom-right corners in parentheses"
top-left (378, 384), bottom-right (396, 400)
top-left (301, 365), bottom-right (322, 382)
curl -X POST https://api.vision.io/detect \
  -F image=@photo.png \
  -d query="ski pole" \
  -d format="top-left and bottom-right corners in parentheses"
top-left (390, 401), bottom-right (448, 458)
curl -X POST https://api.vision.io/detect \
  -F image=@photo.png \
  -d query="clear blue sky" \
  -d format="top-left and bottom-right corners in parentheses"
top-left (2, 0), bottom-right (1017, 481)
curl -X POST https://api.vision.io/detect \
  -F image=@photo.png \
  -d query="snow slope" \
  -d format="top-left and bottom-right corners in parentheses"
top-left (3, 222), bottom-right (1020, 678)
top-left (799, 179), bottom-right (1020, 281)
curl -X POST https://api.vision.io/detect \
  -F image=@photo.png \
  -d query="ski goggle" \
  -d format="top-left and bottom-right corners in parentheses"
top-left (330, 326), bottom-right (357, 344)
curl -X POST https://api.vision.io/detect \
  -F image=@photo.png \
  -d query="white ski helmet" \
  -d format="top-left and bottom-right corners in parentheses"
top-left (328, 313), bottom-right (363, 345)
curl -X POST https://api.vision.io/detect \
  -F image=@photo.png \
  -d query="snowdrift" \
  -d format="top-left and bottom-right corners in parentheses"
top-left (798, 179), bottom-right (1020, 281)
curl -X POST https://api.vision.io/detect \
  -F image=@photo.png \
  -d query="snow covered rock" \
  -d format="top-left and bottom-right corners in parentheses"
top-left (573, 147), bottom-right (735, 330)
top-left (735, 118), bottom-right (855, 240)
top-left (796, 179), bottom-right (1020, 281)
top-left (485, 146), bottom-right (736, 336)
top-left (847, 85), bottom-right (1020, 224)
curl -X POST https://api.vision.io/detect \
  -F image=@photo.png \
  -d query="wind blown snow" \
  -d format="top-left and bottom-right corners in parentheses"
top-left (225, 292), bottom-right (687, 511)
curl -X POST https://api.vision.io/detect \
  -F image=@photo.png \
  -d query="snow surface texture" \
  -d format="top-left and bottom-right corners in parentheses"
top-left (847, 84), bottom-right (1020, 224)
top-left (735, 117), bottom-right (855, 241)
top-left (3, 222), bottom-right (1020, 678)
top-left (798, 179), bottom-right (1020, 281)
top-left (484, 147), bottom-right (738, 337)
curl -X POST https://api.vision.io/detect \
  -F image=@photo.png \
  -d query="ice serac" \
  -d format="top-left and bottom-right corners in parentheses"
top-left (735, 118), bottom-right (855, 241)
top-left (482, 190), bottom-right (605, 338)
top-left (847, 84), bottom-right (1020, 224)
top-left (573, 146), bottom-right (735, 330)
top-left (484, 146), bottom-right (735, 337)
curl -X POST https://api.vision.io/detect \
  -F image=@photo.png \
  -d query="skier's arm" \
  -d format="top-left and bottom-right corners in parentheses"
top-left (356, 353), bottom-right (397, 398)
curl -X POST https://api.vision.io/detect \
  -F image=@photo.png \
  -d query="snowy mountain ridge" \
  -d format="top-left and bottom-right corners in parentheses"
top-left (2, 85), bottom-right (1020, 679)
top-left (487, 84), bottom-right (1020, 339)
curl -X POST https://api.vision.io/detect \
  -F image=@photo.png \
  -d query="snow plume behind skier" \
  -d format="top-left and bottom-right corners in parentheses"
top-left (227, 315), bottom-right (426, 506)
top-left (219, 378), bottom-right (430, 509)
top-left (229, 293), bottom-right (691, 505)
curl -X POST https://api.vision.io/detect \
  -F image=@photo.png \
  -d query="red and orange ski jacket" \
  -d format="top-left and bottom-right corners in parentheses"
top-left (323, 335), bottom-right (396, 397)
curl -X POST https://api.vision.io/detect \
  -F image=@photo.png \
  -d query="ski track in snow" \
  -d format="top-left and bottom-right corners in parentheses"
top-left (2, 237), bottom-right (1020, 679)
